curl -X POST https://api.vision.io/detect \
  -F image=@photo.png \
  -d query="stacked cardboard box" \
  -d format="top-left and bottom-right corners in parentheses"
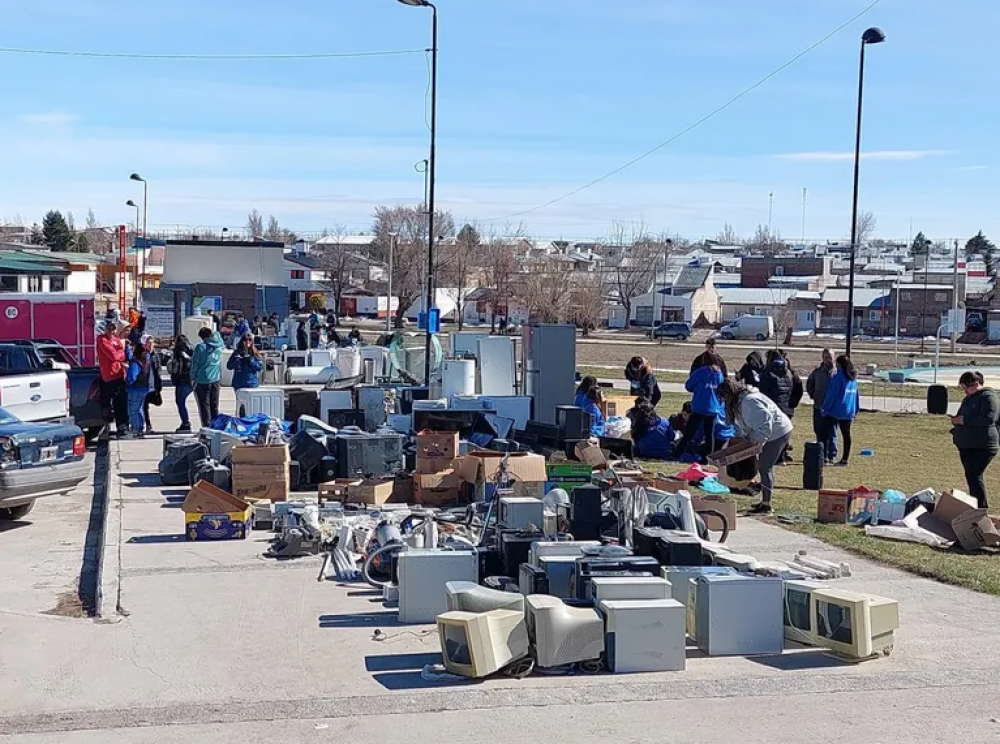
top-left (232, 444), bottom-right (291, 503)
top-left (183, 481), bottom-right (252, 541)
top-left (414, 431), bottom-right (464, 507)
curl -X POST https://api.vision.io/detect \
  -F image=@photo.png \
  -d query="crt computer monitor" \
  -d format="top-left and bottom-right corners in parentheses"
top-left (526, 595), bottom-right (605, 669)
top-left (445, 581), bottom-right (525, 614)
top-left (811, 587), bottom-right (900, 660)
top-left (783, 579), bottom-right (825, 645)
top-left (437, 609), bottom-right (529, 679)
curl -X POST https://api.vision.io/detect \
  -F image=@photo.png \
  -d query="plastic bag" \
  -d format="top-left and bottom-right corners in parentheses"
top-left (698, 476), bottom-right (731, 495)
top-left (209, 413), bottom-right (290, 439)
top-left (604, 416), bottom-right (630, 439)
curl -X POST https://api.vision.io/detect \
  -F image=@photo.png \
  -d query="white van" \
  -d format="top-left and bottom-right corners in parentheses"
top-left (718, 315), bottom-right (774, 341)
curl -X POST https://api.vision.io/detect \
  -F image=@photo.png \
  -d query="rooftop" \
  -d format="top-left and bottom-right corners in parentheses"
top-left (718, 288), bottom-right (798, 305)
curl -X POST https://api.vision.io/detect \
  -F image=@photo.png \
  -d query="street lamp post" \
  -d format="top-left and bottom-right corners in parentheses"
top-left (844, 27), bottom-right (885, 358)
top-left (398, 0), bottom-right (438, 385)
top-left (129, 173), bottom-right (149, 305)
top-left (387, 232), bottom-right (397, 334)
top-left (125, 199), bottom-right (141, 307)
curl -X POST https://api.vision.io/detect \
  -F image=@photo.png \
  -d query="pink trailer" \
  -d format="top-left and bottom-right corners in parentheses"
top-left (0, 294), bottom-right (97, 365)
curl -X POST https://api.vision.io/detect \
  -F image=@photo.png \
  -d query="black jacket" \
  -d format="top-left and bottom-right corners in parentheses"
top-left (760, 359), bottom-right (803, 416)
top-left (625, 367), bottom-right (662, 406)
top-left (690, 351), bottom-right (728, 378)
top-left (953, 388), bottom-right (1000, 452)
top-left (738, 351), bottom-right (765, 387)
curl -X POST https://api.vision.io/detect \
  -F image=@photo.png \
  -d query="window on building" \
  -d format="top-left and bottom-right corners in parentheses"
top-left (869, 309), bottom-right (880, 321)
top-left (290, 270), bottom-right (305, 280)
top-left (27, 276), bottom-right (41, 292)
top-left (935, 292), bottom-right (947, 302)
top-left (0, 276), bottom-right (17, 292)
top-left (50, 276), bottom-right (66, 292)
top-left (901, 291), bottom-right (912, 301)
top-left (805, 311), bottom-right (815, 323)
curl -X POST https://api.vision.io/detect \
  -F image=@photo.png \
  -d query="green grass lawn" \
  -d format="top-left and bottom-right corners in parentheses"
top-left (624, 392), bottom-right (1000, 595)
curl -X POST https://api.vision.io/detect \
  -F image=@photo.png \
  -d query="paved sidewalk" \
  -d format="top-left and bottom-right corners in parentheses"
top-left (1, 389), bottom-right (998, 741)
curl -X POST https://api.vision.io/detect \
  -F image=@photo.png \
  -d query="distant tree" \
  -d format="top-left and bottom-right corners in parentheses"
top-left (480, 223), bottom-right (524, 330)
top-left (965, 230), bottom-right (995, 259)
top-left (855, 210), bottom-right (877, 245)
top-left (606, 221), bottom-right (660, 327)
top-left (713, 223), bottom-right (742, 245)
top-left (911, 231), bottom-right (930, 256)
top-left (29, 223), bottom-right (43, 245)
top-left (745, 225), bottom-right (788, 257)
top-left (74, 233), bottom-right (90, 253)
top-left (66, 211), bottom-right (76, 232)
top-left (263, 214), bottom-right (297, 244)
top-left (246, 209), bottom-right (264, 238)
top-left (42, 210), bottom-right (74, 252)
top-left (445, 223), bottom-right (481, 329)
top-left (314, 224), bottom-right (353, 319)
top-left (85, 209), bottom-right (99, 230)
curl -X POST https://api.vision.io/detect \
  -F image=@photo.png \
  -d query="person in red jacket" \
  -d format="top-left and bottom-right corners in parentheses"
top-left (96, 320), bottom-right (130, 437)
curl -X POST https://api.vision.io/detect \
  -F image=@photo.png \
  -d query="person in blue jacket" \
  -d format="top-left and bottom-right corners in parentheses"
top-left (231, 313), bottom-right (252, 349)
top-left (582, 387), bottom-right (606, 436)
top-left (676, 352), bottom-right (725, 459)
top-left (575, 376), bottom-right (597, 409)
top-left (631, 401), bottom-right (675, 460)
top-left (820, 354), bottom-right (860, 466)
top-left (227, 333), bottom-right (263, 392)
top-left (713, 411), bottom-right (737, 453)
top-left (124, 340), bottom-right (151, 438)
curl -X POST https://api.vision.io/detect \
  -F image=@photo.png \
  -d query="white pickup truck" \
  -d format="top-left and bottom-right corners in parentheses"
top-left (0, 368), bottom-right (69, 423)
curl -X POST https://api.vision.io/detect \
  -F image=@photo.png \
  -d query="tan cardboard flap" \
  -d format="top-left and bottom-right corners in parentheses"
top-left (231, 444), bottom-right (291, 465)
top-left (952, 508), bottom-right (1000, 551)
top-left (934, 490), bottom-right (977, 524)
top-left (183, 480), bottom-right (250, 513)
top-left (455, 451), bottom-right (547, 485)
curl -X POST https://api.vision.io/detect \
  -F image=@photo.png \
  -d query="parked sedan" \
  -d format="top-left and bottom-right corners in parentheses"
top-left (0, 408), bottom-right (89, 521)
top-left (649, 322), bottom-right (693, 341)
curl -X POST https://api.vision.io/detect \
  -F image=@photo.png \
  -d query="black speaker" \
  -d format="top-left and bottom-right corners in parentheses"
top-left (476, 546), bottom-right (504, 582)
top-left (284, 388), bottom-right (319, 422)
top-left (632, 526), bottom-right (668, 560)
top-left (655, 531), bottom-right (703, 567)
top-left (803, 441), bottom-right (825, 490)
top-left (518, 563), bottom-right (549, 595)
top-left (570, 485), bottom-right (603, 540)
top-left (290, 430), bottom-right (327, 474)
top-left (327, 409), bottom-right (366, 429)
top-left (500, 532), bottom-right (538, 578)
top-left (928, 384), bottom-right (949, 415)
top-left (317, 455), bottom-right (337, 483)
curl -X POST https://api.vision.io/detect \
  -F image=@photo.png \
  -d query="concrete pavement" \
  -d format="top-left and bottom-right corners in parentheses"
top-left (2, 389), bottom-right (999, 741)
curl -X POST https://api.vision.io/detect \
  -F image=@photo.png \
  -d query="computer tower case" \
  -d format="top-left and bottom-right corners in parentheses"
top-left (803, 441), bottom-right (824, 490)
top-left (476, 545), bottom-right (504, 582)
top-left (519, 563), bottom-right (550, 596)
top-left (556, 405), bottom-right (592, 441)
top-left (632, 527), bottom-right (669, 560)
top-left (284, 388), bottom-right (320, 422)
top-left (399, 386), bottom-right (430, 415)
top-left (656, 531), bottom-right (704, 567)
top-left (574, 555), bottom-right (661, 601)
top-left (694, 574), bottom-right (784, 656)
top-left (570, 485), bottom-right (603, 541)
top-left (334, 433), bottom-right (405, 478)
top-left (500, 532), bottom-right (539, 579)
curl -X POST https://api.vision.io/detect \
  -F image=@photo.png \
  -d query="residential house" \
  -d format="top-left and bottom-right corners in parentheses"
top-left (891, 284), bottom-right (956, 338)
top-left (717, 288), bottom-right (798, 324)
top-left (740, 256), bottom-right (831, 289)
top-left (462, 287), bottom-right (529, 326)
top-left (814, 288), bottom-right (890, 335)
top-left (630, 265), bottom-right (720, 326)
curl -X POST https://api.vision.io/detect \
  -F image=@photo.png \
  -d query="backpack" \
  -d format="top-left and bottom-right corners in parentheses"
top-left (168, 350), bottom-right (191, 377)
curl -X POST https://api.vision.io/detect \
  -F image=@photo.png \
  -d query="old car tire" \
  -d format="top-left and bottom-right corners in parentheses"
top-left (678, 335), bottom-right (688, 341)
top-left (0, 502), bottom-right (35, 521)
top-left (755, 333), bottom-right (766, 341)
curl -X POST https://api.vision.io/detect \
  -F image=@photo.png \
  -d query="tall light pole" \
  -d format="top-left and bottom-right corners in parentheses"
top-left (387, 232), bottom-right (397, 334)
top-left (845, 27), bottom-right (886, 358)
top-left (129, 173), bottom-right (148, 304)
top-left (768, 192), bottom-right (774, 233)
top-left (125, 200), bottom-right (141, 307)
top-left (398, 0), bottom-right (438, 385)
top-left (951, 238), bottom-right (960, 353)
top-left (801, 188), bottom-right (808, 247)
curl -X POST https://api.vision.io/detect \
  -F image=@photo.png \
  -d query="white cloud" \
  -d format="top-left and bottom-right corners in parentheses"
top-left (777, 150), bottom-right (950, 163)
top-left (956, 165), bottom-right (989, 171)
top-left (19, 112), bottom-right (79, 125)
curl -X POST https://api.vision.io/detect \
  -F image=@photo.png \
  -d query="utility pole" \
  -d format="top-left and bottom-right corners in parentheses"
top-left (386, 233), bottom-right (397, 333)
top-left (768, 192), bottom-right (774, 233)
top-left (951, 238), bottom-right (960, 353)
top-left (801, 188), bottom-right (807, 247)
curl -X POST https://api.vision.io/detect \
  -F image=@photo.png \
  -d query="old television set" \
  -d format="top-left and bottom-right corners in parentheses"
top-left (783, 579), bottom-right (826, 645)
top-left (445, 581), bottom-right (525, 614)
top-left (525, 595), bottom-right (605, 669)
top-left (810, 587), bottom-right (900, 660)
top-left (437, 609), bottom-right (529, 679)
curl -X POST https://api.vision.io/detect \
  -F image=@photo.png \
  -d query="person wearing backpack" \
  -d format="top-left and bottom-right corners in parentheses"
top-left (125, 340), bottom-right (151, 438)
top-left (169, 335), bottom-right (194, 432)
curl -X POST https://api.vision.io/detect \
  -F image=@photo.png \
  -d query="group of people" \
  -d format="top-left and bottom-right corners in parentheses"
top-left (96, 321), bottom-right (163, 439)
top-left (295, 309), bottom-right (362, 351)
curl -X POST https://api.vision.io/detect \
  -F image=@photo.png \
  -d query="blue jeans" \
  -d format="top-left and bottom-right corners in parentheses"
top-left (813, 408), bottom-right (837, 461)
top-left (127, 388), bottom-right (148, 433)
top-left (175, 383), bottom-right (193, 427)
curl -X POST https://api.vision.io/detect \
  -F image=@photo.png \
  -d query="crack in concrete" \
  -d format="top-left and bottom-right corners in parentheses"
top-left (0, 667), bottom-right (997, 736)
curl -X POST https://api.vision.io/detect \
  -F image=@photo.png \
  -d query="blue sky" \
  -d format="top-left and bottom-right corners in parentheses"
top-left (1, 0), bottom-right (997, 242)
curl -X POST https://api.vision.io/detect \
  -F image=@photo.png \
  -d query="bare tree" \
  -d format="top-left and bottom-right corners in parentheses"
top-left (522, 257), bottom-right (573, 323)
top-left (443, 223), bottom-right (481, 330)
top-left (370, 205), bottom-right (456, 327)
top-left (567, 270), bottom-right (607, 336)
top-left (481, 223), bottom-right (525, 330)
top-left (314, 223), bottom-right (352, 317)
top-left (745, 224), bottom-right (789, 257)
top-left (85, 209), bottom-right (99, 230)
top-left (714, 223), bottom-right (742, 245)
top-left (606, 220), bottom-right (658, 327)
top-left (246, 209), bottom-right (264, 238)
top-left (855, 210), bottom-right (877, 245)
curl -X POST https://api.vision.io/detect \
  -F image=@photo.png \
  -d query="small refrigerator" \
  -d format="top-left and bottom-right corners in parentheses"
top-left (522, 324), bottom-right (576, 425)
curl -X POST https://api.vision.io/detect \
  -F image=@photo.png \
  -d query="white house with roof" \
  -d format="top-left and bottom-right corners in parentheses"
top-left (629, 265), bottom-right (720, 326)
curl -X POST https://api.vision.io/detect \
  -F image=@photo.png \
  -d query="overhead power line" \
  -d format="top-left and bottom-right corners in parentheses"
top-left (482, 0), bottom-right (885, 223)
top-left (0, 46), bottom-right (427, 61)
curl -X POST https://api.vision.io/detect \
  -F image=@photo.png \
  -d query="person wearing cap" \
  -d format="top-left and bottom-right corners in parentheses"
top-left (190, 326), bottom-right (224, 427)
top-left (227, 332), bottom-right (262, 392)
top-left (140, 335), bottom-right (163, 434)
top-left (96, 319), bottom-right (130, 437)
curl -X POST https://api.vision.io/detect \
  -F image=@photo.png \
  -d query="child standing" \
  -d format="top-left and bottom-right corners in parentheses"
top-left (125, 341), bottom-right (151, 438)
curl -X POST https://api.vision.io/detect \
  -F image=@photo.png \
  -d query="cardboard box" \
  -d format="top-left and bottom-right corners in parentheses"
top-left (654, 477), bottom-right (690, 493)
top-left (952, 508), bottom-right (1000, 551)
top-left (414, 470), bottom-right (464, 507)
top-left (934, 490), bottom-right (978, 524)
top-left (574, 440), bottom-right (610, 467)
top-left (691, 495), bottom-right (738, 533)
top-left (347, 478), bottom-right (396, 506)
top-left (817, 487), bottom-right (879, 525)
top-left (233, 463), bottom-right (290, 503)
top-left (182, 481), bottom-right (252, 541)
top-left (318, 478), bottom-right (362, 502)
top-left (456, 451), bottom-right (548, 501)
top-left (416, 431), bottom-right (459, 474)
top-left (707, 438), bottom-right (763, 466)
top-left (231, 444), bottom-right (291, 465)
top-left (546, 461), bottom-right (594, 493)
